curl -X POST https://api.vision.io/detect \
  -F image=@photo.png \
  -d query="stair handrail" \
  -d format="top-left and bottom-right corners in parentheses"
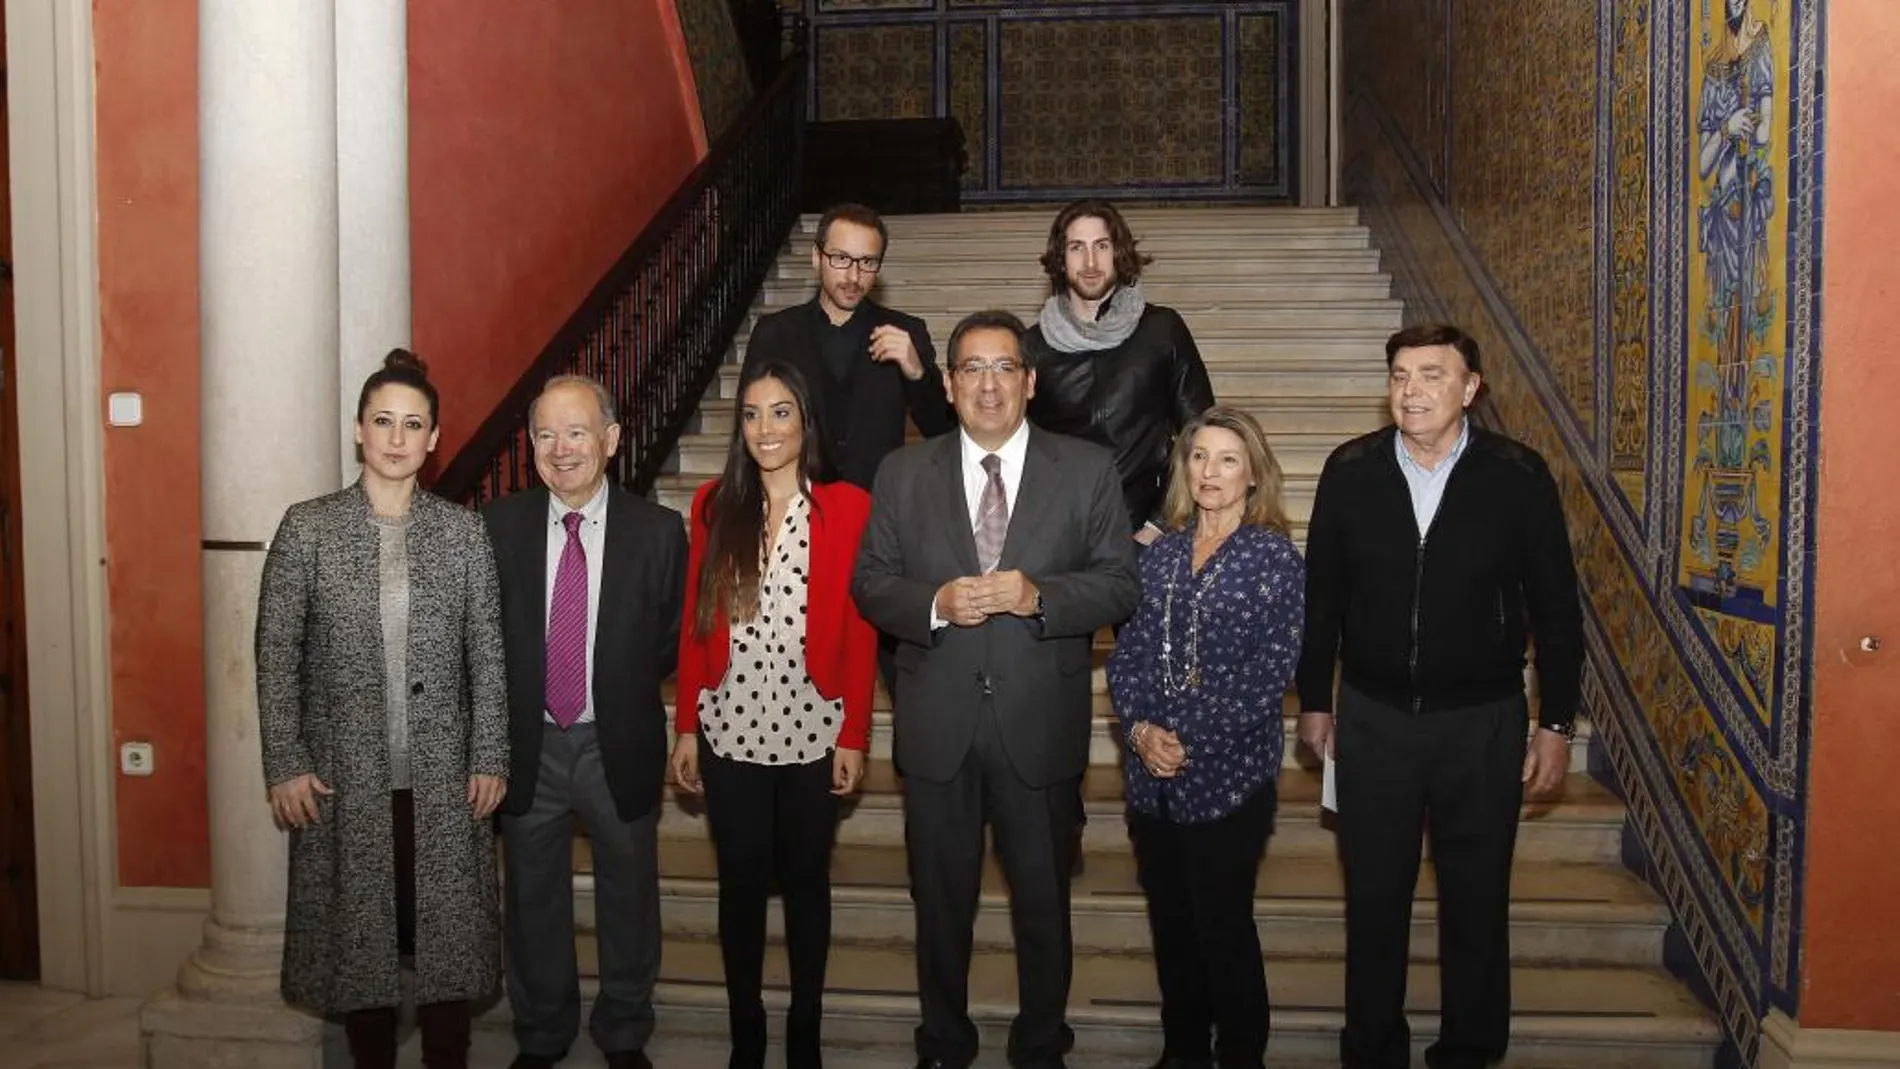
top-left (433, 26), bottom-right (809, 506)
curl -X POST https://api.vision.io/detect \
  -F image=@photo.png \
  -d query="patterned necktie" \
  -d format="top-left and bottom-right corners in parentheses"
top-left (974, 453), bottom-right (1009, 574)
top-left (546, 511), bottom-right (588, 727)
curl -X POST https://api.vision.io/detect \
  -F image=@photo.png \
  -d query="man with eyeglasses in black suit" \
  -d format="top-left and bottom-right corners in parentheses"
top-left (742, 202), bottom-right (957, 493)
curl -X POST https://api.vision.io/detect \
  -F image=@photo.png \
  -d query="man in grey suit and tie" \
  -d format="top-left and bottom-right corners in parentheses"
top-left (482, 376), bottom-right (687, 1069)
top-left (853, 310), bottom-right (1140, 1069)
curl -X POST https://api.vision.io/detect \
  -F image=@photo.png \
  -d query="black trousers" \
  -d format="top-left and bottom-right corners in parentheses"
top-left (343, 790), bottom-right (473, 1069)
top-left (700, 740), bottom-right (842, 1069)
top-left (1129, 786), bottom-right (1276, 1069)
top-left (1335, 685), bottom-right (1527, 1069)
top-left (904, 702), bottom-right (1082, 1069)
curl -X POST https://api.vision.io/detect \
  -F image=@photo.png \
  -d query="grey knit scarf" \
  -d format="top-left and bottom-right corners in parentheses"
top-left (1036, 283), bottom-right (1148, 353)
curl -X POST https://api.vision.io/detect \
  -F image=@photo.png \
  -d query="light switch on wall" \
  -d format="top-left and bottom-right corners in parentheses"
top-left (107, 391), bottom-right (143, 427)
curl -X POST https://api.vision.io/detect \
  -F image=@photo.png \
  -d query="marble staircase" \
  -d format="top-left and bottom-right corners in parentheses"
top-left (495, 208), bottom-right (1718, 1068)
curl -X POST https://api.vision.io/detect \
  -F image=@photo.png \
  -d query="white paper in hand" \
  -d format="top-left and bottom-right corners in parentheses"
top-left (1321, 753), bottom-right (1338, 813)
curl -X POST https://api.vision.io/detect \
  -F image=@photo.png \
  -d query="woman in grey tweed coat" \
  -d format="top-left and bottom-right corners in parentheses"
top-left (257, 350), bottom-right (508, 1069)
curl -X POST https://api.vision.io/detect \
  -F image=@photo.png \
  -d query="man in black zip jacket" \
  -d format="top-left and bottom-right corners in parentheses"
top-left (1295, 323), bottom-right (1582, 1069)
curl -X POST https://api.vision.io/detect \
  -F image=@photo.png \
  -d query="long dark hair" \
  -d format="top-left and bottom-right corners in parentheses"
top-left (692, 359), bottom-right (832, 638)
top-left (1038, 199), bottom-right (1153, 297)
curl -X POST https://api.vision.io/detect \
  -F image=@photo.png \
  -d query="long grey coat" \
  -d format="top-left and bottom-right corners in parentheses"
top-left (256, 483), bottom-right (509, 1014)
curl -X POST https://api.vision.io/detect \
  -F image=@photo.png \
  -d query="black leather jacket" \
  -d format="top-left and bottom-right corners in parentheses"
top-left (1024, 303), bottom-right (1214, 528)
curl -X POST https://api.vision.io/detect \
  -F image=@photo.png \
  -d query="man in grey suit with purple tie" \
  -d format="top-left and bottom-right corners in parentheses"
top-left (483, 375), bottom-right (687, 1069)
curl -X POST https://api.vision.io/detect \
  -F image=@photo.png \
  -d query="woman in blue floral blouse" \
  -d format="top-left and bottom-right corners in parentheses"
top-left (1106, 404), bottom-right (1305, 1069)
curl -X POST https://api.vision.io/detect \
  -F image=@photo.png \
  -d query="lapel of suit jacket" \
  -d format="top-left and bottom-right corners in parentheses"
top-left (512, 487), bottom-right (553, 715)
top-left (596, 483), bottom-right (637, 672)
top-left (999, 426), bottom-right (1059, 572)
top-left (930, 433), bottom-right (982, 576)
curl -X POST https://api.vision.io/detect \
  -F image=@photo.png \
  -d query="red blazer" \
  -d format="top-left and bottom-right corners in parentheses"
top-left (675, 479), bottom-right (877, 750)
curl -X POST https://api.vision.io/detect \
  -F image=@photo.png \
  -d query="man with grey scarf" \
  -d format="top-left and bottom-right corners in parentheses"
top-left (1023, 200), bottom-right (1215, 542)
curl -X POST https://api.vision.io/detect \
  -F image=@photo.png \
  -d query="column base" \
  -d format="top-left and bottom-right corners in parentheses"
top-left (141, 988), bottom-right (325, 1069)
top-left (139, 916), bottom-right (324, 1068)
top-left (1763, 1009), bottom-right (1900, 1069)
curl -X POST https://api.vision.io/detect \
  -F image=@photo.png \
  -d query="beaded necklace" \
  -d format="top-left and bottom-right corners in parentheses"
top-left (1160, 534), bottom-right (1229, 695)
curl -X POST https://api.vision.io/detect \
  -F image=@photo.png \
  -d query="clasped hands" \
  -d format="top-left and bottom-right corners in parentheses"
top-left (1129, 721), bottom-right (1188, 778)
top-left (267, 772), bottom-right (506, 829)
top-left (935, 571), bottom-right (1039, 627)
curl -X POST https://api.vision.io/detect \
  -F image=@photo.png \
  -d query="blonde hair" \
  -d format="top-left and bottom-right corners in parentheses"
top-left (1159, 405), bottom-right (1291, 535)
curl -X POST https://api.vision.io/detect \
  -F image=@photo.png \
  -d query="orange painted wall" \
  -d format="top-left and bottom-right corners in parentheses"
top-left (408, 0), bottom-right (708, 463)
top-left (94, 0), bottom-right (210, 887)
top-left (1799, 0), bottom-right (1900, 1032)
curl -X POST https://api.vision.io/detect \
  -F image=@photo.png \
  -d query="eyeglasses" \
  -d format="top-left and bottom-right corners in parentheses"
top-left (951, 360), bottom-right (1024, 379)
top-left (818, 248), bottom-right (883, 273)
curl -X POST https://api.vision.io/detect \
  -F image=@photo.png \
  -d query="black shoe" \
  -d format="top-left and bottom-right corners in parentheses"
top-left (606, 1050), bottom-right (654, 1069)
top-left (1149, 1057), bottom-right (1214, 1069)
top-left (508, 1055), bottom-right (563, 1069)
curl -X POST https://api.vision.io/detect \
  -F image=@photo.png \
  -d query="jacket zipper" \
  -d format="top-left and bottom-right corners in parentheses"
top-left (1410, 534), bottom-right (1426, 714)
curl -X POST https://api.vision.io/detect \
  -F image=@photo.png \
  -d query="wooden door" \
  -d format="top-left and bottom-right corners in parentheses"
top-left (0, 12), bottom-right (41, 982)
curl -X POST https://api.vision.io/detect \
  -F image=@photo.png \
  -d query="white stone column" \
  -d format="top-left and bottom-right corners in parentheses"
top-left (335, 0), bottom-right (412, 482)
top-left (142, 3), bottom-right (340, 1064)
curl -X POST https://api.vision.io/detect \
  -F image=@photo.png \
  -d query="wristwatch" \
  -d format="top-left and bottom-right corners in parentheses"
top-left (1539, 721), bottom-right (1578, 741)
top-left (1031, 592), bottom-right (1046, 619)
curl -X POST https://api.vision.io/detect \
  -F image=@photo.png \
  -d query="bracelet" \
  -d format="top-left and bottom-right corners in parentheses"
top-left (1125, 721), bottom-right (1147, 750)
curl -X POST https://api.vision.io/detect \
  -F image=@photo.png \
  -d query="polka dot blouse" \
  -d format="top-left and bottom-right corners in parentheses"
top-left (695, 495), bottom-right (845, 765)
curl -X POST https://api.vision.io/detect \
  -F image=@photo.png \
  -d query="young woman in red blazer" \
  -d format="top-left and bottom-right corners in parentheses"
top-left (670, 357), bottom-right (876, 1069)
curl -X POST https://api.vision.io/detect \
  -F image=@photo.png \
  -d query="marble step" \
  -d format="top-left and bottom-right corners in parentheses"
top-left (585, 842), bottom-right (1667, 968)
top-left (655, 698), bottom-right (1595, 776)
top-left (690, 394), bottom-right (1391, 441)
top-left (672, 428), bottom-right (1345, 480)
top-left (773, 249), bottom-right (1384, 282)
top-left (633, 765), bottom-right (1626, 865)
top-left (653, 469), bottom-right (1322, 525)
top-left (474, 948), bottom-right (1718, 1069)
top-left (707, 359), bottom-right (1391, 402)
top-left (791, 230), bottom-right (1373, 258)
top-left (758, 275), bottom-right (1397, 307)
top-left (736, 305), bottom-right (1405, 339)
top-left (805, 207), bottom-right (1368, 235)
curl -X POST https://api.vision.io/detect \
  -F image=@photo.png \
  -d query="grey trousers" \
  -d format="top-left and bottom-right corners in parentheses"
top-left (502, 722), bottom-right (660, 1057)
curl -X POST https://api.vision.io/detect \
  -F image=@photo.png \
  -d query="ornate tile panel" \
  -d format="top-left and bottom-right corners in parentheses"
top-left (998, 17), bottom-right (1224, 189)
top-left (814, 24), bottom-right (935, 121)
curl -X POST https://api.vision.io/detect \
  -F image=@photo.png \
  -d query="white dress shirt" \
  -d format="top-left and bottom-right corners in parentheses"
top-left (931, 421), bottom-right (1031, 629)
top-left (544, 479), bottom-right (609, 724)
top-left (1394, 419), bottom-right (1470, 536)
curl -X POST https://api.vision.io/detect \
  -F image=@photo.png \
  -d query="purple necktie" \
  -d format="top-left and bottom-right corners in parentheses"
top-left (546, 511), bottom-right (588, 727)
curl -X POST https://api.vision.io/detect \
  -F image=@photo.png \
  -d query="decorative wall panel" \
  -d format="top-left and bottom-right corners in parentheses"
top-left (674, 0), bottom-right (754, 140)
top-left (799, 0), bottom-right (1297, 202)
top-left (814, 24), bottom-right (936, 120)
top-left (1345, 0), bottom-right (1824, 1061)
top-left (998, 18), bottom-right (1224, 189)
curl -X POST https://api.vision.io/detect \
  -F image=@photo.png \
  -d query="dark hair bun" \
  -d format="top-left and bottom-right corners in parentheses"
top-left (383, 347), bottom-right (429, 378)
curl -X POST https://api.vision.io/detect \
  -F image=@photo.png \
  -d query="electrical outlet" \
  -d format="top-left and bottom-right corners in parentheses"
top-left (120, 741), bottom-right (155, 777)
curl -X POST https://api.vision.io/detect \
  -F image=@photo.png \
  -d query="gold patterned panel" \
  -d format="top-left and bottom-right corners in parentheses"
top-left (673, 0), bottom-right (753, 140)
top-left (1237, 13), bottom-right (1283, 187)
top-left (819, 0), bottom-right (932, 9)
top-left (1447, 3), bottom-right (1597, 432)
top-left (816, 25), bottom-right (936, 121)
top-left (948, 22), bottom-right (987, 190)
top-left (997, 18), bottom-right (1223, 189)
top-left (1351, 0), bottom-right (1447, 189)
top-left (1678, 0), bottom-right (1789, 607)
top-left (1610, 0), bottom-right (1652, 502)
top-left (1695, 610), bottom-right (1774, 724)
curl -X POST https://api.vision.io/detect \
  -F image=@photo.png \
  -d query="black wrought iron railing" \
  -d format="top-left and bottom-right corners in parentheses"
top-left (433, 32), bottom-right (808, 507)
